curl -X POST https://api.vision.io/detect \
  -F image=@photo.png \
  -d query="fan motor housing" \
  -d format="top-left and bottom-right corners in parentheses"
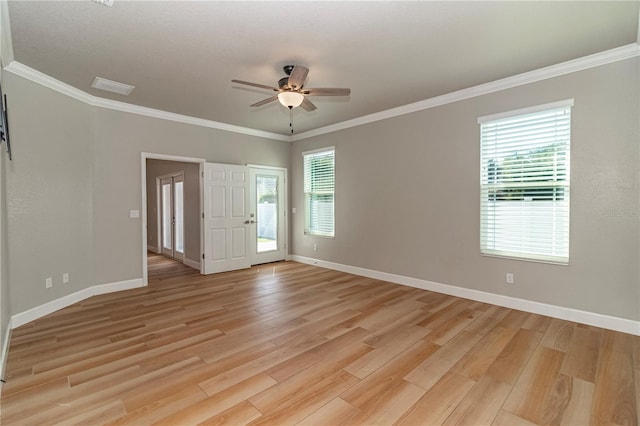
top-left (278, 65), bottom-right (297, 88)
top-left (282, 65), bottom-right (295, 75)
top-left (278, 77), bottom-right (289, 89)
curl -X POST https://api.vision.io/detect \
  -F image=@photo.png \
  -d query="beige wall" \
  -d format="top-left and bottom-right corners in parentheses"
top-left (2, 71), bottom-right (290, 315)
top-left (1, 55), bottom-right (637, 327)
top-left (146, 159), bottom-right (201, 265)
top-left (290, 58), bottom-right (640, 321)
top-left (91, 108), bottom-right (290, 286)
top-left (4, 71), bottom-right (94, 315)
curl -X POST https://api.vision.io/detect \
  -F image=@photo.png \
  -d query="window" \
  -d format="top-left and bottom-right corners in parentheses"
top-left (303, 147), bottom-right (335, 237)
top-left (479, 100), bottom-right (572, 264)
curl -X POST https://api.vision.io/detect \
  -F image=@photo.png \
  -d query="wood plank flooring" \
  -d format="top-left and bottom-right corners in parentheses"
top-left (1, 253), bottom-right (638, 425)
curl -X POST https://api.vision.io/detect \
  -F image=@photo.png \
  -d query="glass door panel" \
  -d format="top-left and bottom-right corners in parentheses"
top-left (174, 179), bottom-right (184, 255)
top-left (256, 174), bottom-right (278, 253)
top-left (159, 173), bottom-right (184, 261)
top-left (161, 180), bottom-right (172, 253)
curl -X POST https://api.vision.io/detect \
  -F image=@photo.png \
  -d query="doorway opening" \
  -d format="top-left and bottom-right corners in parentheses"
top-left (142, 154), bottom-right (205, 285)
top-left (141, 154), bottom-right (288, 284)
top-left (201, 163), bottom-right (287, 274)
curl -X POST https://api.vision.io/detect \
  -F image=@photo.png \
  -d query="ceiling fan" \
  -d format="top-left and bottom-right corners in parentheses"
top-left (231, 65), bottom-right (351, 112)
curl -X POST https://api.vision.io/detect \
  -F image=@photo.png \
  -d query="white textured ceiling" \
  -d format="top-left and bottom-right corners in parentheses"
top-left (6, 1), bottom-right (640, 136)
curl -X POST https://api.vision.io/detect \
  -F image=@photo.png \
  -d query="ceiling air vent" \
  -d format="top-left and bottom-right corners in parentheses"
top-left (91, 0), bottom-right (115, 6)
top-left (91, 77), bottom-right (135, 96)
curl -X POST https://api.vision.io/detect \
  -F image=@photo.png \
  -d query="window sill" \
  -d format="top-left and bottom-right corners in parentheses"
top-left (305, 233), bottom-right (335, 240)
top-left (480, 252), bottom-right (569, 266)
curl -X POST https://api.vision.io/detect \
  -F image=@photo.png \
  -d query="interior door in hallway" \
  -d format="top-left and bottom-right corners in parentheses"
top-left (203, 163), bottom-right (251, 274)
top-left (160, 174), bottom-right (184, 262)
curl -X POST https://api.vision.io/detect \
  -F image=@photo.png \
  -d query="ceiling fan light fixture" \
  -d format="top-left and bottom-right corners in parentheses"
top-left (277, 91), bottom-right (304, 108)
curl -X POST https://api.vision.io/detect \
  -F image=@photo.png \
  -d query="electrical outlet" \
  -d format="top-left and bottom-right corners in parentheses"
top-left (63, 273), bottom-right (69, 284)
top-left (313, 243), bottom-right (318, 251)
top-left (506, 273), bottom-right (514, 284)
top-left (45, 277), bottom-right (53, 289)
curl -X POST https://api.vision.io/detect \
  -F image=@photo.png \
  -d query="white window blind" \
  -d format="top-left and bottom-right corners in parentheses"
top-left (479, 100), bottom-right (572, 264)
top-left (303, 148), bottom-right (335, 237)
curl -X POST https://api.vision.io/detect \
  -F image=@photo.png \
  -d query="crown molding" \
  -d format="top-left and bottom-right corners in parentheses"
top-left (3, 62), bottom-right (290, 142)
top-left (4, 43), bottom-right (639, 143)
top-left (0, 0), bottom-right (15, 66)
top-left (637, 6), bottom-right (640, 44)
top-left (291, 43), bottom-right (640, 141)
top-left (5, 62), bottom-right (94, 103)
top-left (90, 95), bottom-right (290, 141)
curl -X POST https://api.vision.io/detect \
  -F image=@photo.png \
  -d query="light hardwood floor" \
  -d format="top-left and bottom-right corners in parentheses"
top-left (1, 254), bottom-right (638, 425)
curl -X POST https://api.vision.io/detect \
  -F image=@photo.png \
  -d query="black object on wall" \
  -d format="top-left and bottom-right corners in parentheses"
top-left (0, 82), bottom-right (11, 160)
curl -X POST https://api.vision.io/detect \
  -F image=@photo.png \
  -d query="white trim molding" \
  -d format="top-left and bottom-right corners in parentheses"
top-left (291, 43), bottom-right (640, 141)
top-left (477, 98), bottom-right (574, 124)
top-left (184, 258), bottom-right (201, 271)
top-left (0, 0), bottom-right (15, 65)
top-left (10, 278), bottom-right (145, 329)
top-left (637, 6), bottom-right (640, 44)
top-left (3, 44), bottom-right (639, 143)
top-left (0, 322), bottom-right (11, 390)
top-left (3, 62), bottom-right (289, 142)
top-left (2, 278), bottom-right (145, 386)
top-left (290, 255), bottom-right (640, 336)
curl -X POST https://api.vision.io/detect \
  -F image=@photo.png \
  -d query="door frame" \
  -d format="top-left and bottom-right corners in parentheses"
top-left (141, 153), bottom-right (205, 285)
top-left (248, 164), bottom-right (288, 264)
top-left (141, 154), bottom-right (289, 285)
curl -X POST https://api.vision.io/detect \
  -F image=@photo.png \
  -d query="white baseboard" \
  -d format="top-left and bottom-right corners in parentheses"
top-left (147, 245), bottom-right (159, 253)
top-left (10, 278), bottom-right (146, 329)
top-left (0, 321), bottom-right (12, 392)
top-left (290, 255), bottom-right (640, 336)
top-left (184, 257), bottom-right (201, 271)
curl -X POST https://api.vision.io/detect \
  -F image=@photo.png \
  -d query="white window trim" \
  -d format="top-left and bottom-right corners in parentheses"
top-left (302, 146), bottom-right (336, 157)
top-left (478, 99), bottom-right (574, 124)
top-left (479, 101), bottom-right (572, 265)
top-left (303, 147), bottom-right (335, 238)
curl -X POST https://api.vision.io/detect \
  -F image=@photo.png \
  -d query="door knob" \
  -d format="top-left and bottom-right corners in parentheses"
top-left (244, 220), bottom-right (251, 224)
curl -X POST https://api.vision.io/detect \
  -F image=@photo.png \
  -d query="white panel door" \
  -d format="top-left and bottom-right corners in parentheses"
top-left (203, 163), bottom-right (251, 274)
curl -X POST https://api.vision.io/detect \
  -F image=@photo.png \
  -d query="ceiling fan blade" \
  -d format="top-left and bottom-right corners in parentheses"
top-left (250, 96), bottom-right (278, 107)
top-left (300, 97), bottom-right (317, 112)
top-left (303, 88), bottom-right (351, 96)
top-left (287, 65), bottom-right (309, 90)
top-left (232, 79), bottom-right (278, 91)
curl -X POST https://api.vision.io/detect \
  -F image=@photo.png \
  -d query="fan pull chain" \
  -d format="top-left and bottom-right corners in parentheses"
top-left (289, 106), bottom-right (294, 134)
